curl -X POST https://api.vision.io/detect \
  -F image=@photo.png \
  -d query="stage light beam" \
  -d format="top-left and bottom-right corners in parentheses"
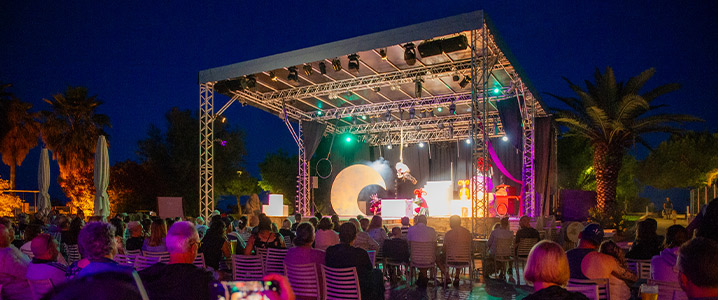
top-left (502, 135), bottom-right (509, 142)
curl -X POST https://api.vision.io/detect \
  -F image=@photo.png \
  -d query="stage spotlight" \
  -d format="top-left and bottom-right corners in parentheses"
top-left (269, 72), bottom-right (278, 81)
top-left (332, 58), bottom-right (342, 72)
top-left (448, 124), bottom-right (454, 139)
top-left (346, 136), bottom-right (352, 143)
top-left (318, 62), bottom-right (327, 75)
top-left (403, 43), bottom-right (416, 65)
top-left (372, 87), bottom-right (381, 92)
top-left (361, 115), bottom-right (367, 120)
top-left (246, 75), bottom-right (256, 89)
top-left (420, 110), bottom-right (427, 118)
top-left (437, 107), bottom-right (443, 112)
top-left (409, 107), bottom-right (415, 119)
top-left (449, 101), bottom-right (456, 114)
top-left (429, 110), bottom-right (435, 117)
top-left (348, 54), bottom-right (360, 72)
top-left (465, 138), bottom-right (472, 144)
top-left (219, 115), bottom-right (226, 123)
top-left (387, 144), bottom-right (393, 149)
top-left (352, 116), bottom-right (357, 125)
top-left (493, 87), bottom-right (501, 94)
top-left (452, 73), bottom-right (460, 82)
top-left (502, 135), bottom-right (509, 142)
top-left (379, 48), bottom-right (387, 60)
top-left (385, 110), bottom-right (392, 122)
top-left (303, 64), bottom-right (313, 76)
top-left (287, 66), bottom-right (299, 82)
top-left (317, 110), bottom-right (323, 116)
top-left (415, 76), bottom-right (423, 98)
top-left (459, 75), bottom-right (471, 88)
top-left (418, 142), bottom-right (425, 148)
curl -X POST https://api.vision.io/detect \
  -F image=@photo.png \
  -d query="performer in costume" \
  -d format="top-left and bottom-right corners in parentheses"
top-left (395, 162), bottom-right (417, 184)
top-left (413, 188), bottom-right (428, 216)
top-left (369, 194), bottom-right (381, 215)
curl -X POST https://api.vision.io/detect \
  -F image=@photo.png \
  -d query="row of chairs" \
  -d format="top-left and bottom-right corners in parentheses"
top-left (566, 277), bottom-right (687, 300)
top-left (114, 252), bottom-right (206, 270)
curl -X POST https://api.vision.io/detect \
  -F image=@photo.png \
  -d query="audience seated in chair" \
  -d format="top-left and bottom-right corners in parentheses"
top-left (515, 216), bottom-right (540, 256)
top-left (125, 221), bottom-right (144, 252)
top-left (284, 222), bottom-right (325, 271)
top-left (200, 218), bottom-right (233, 271)
top-left (142, 218), bottom-right (168, 253)
top-left (366, 216), bottom-right (387, 249)
top-left (139, 221), bottom-right (218, 300)
top-left (651, 224), bottom-right (689, 283)
top-left (523, 241), bottom-right (588, 300)
top-left (382, 227), bottom-right (409, 284)
top-left (75, 222), bottom-right (134, 279)
top-left (626, 218), bottom-right (663, 260)
top-left (349, 218), bottom-right (380, 251)
top-left (279, 219), bottom-right (296, 242)
top-left (326, 222), bottom-right (384, 300)
top-left (599, 240), bottom-right (634, 300)
top-left (314, 218), bottom-right (339, 251)
top-left (0, 218), bottom-right (31, 300)
top-left (290, 213), bottom-right (302, 231)
top-left (486, 217), bottom-right (513, 278)
top-left (438, 215), bottom-right (472, 287)
top-left (677, 237), bottom-right (718, 300)
top-left (692, 198), bottom-right (718, 242)
top-left (407, 214), bottom-right (437, 286)
top-left (244, 215), bottom-right (285, 255)
top-left (27, 233), bottom-right (67, 286)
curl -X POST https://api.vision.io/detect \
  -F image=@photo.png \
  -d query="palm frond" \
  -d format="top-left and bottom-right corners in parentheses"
top-left (616, 94), bottom-right (649, 122)
top-left (642, 83), bottom-right (680, 103)
top-left (555, 116), bottom-right (601, 141)
top-left (584, 106), bottom-right (611, 138)
top-left (623, 68), bottom-right (655, 95)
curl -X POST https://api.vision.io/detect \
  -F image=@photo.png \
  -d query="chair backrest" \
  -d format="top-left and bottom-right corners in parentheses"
top-left (648, 279), bottom-right (688, 300)
top-left (569, 278), bottom-right (610, 300)
top-left (445, 237), bottom-right (471, 264)
top-left (264, 248), bottom-right (288, 275)
top-left (231, 254), bottom-right (264, 281)
top-left (114, 254), bottom-right (136, 267)
top-left (284, 263), bottom-right (321, 300)
top-left (194, 253), bottom-right (206, 269)
top-left (256, 247), bottom-right (268, 258)
top-left (65, 244), bottom-right (81, 264)
top-left (321, 265), bottom-right (361, 300)
top-left (143, 251), bottom-right (170, 263)
top-left (28, 278), bottom-right (55, 300)
top-left (567, 284), bottom-right (599, 300)
top-left (367, 250), bottom-right (376, 266)
top-left (134, 255), bottom-right (161, 271)
top-left (409, 241), bottom-right (436, 267)
top-left (22, 247), bottom-right (35, 258)
top-left (516, 238), bottom-right (538, 257)
top-left (627, 259), bottom-right (651, 279)
top-left (494, 237), bottom-right (514, 258)
top-left (283, 235), bottom-right (294, 249)
top-left (125, 249), bottom-right (142, 256)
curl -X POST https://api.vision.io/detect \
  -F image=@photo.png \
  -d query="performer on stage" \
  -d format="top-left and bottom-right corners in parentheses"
top-left (395, 162), bottom-right (417, 184)
top-left (413, 188), bottom-right (428, 216)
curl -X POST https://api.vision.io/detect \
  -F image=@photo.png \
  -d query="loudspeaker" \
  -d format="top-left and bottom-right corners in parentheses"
top-left (440, 35), bottom-right (468, 53)
top-left (417, 40), bottom-right (443, 58)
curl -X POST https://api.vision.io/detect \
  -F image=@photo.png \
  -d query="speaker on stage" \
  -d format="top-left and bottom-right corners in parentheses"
top-left (440, 35), bottom-right (468, 53)
top-left (417, 40), bottom-right (443, 58)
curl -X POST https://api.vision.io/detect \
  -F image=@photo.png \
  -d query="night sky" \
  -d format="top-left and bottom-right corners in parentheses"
top-left (2, 1), bottom-right (717, 206)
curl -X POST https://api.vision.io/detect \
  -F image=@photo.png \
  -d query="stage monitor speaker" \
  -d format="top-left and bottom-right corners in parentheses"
top-left (417, 40), bottom-right (443, 58)
top-left (213, 79), bottom-right (243, 94)
top-left (440, 35), bottom-right (468, 53)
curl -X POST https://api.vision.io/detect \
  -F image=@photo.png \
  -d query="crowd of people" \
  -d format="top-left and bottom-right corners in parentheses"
top-left (0, 197), bottom-right (717, 299)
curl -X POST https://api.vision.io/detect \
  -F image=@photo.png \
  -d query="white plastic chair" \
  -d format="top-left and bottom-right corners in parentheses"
top-left (284, 235), bottom-right (294, 249)
top-left (492, 237), bottom-right (514, 278)
top-left (648, 279), bottom-right (688, 300)
top-left (264, 248), bottom-right (288, 275)
top-left (114, 254), bottom-right (136, 267)
top-left (568, 278), bottom-right (610, 300)
top-left (513, 238), bottom-right (538, 281)
top-left (193, 253), bottom-right (206, 269)
top-left (28, 278), bottom-right (55, 300)
top-left (409, 241), bottom-right (438, 286)
top-left (321, 265), bottom-right (361, 300)
top-left (134, 255), bottom-right (161, 271)
top-left (65, 244), bottom-right (81, 264)
top-left (125, 249), bottom-right (142, 256)
top-left (231, 254), bottom-right (264, 281)
top-left (285, 263), bottom-right (321, 300)
top-left (627, 259), bottom-right (651, 280)
top-left (142, 251), bottom-right (170, 264)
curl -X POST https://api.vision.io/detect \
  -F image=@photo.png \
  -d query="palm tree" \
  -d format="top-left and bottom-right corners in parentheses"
top-left (551, 67), bottom-right (701, 210)
top-left (0, 85), bottom-right (41, 189)
top-left (41, 86), bottom-right (111, 214)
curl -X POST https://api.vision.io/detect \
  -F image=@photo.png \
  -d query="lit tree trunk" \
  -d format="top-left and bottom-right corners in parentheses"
top-left (593, 144), bottom-right (624, 211)
top-left (9, 163), bottom-right (16, 190)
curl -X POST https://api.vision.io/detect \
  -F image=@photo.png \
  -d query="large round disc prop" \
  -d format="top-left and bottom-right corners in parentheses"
top-left (330, 164), bottom-right (386, 216)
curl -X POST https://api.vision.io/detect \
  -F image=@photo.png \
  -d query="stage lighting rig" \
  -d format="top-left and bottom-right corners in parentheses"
top-left (448, 124), bottom-right (454, 139)
top-left (379, 48), bottom-right (387, 60)
top-left (452, 72), bottom-right (461, 82)
top-left (408, 107), bottom-right (415, 119)
top-left (246, 75), bottom-right (256, 89)
top-left (287, 67), bottom-right (299, 82)
top-left (418, 142), bottom-right (425, 148)
top-left (303, 64), bottom-right (313, 76)
top-left (331, 58), bottom-right (342, 72)
top-left (459, 75), bottom-right (471, 88)
top-left (403, 43), bottom-right (416, 65)
top-left (348, 54), bottom-right (360, 72)
top-left (449, 101), bottom-right (456, 114)
top-left (318, 62), bottom-right (327, 75)
top-left (269, 72), bottom-right (278, 81)
top-left (414, 76), bottom-right (424, 98)
top-left (502, 135), bottom-right (509, 142)
top-left (420, 109), bottom-right (427, 118)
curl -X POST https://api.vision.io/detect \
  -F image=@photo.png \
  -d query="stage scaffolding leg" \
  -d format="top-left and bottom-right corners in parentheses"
top-left (471, 22), bottom-right (491, 238)
top-left (199, 83), bottom-right (215, 221)
top-left (521, 84), bottom-right (537, 217)
top-left (284, 118), bottom-right (310, 216)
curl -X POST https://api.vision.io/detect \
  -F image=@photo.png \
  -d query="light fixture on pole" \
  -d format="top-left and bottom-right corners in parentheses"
top-left (403, 43), bottom-right (416, 65)
top-left (347, 54), bottom-right (360, 73)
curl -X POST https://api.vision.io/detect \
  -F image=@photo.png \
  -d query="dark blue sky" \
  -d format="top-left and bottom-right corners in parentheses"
top-left (2, 1), bottom-right (717, 205)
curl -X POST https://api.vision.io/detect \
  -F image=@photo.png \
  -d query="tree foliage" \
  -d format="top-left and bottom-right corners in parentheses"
top-left (0, 176), bottom-right (23, 217)
top-left (638, 132), bottom-right (718, 189)
top-left (0, 84), bottom-right (40, 189)
top-left (550, 67), bottom-right (700, 210)
top-left (258, 150), bottom-right (298, 212)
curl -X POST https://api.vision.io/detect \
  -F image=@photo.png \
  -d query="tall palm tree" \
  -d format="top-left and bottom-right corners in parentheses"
top-left (551, 67), bottom-right (701, 210)
top-left (0, 85), bottom-right (41, 189)
top-left (41, 86), bottom-right (110, 213)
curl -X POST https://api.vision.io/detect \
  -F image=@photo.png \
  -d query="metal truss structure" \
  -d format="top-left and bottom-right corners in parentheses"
top-left (197, 11), bottom-right (548, 221)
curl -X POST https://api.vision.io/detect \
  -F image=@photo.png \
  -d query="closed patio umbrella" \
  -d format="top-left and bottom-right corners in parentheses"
top-left (93, 135), bottom-right (110, 217)
top-left (37, 148), bottom-right (51, 217)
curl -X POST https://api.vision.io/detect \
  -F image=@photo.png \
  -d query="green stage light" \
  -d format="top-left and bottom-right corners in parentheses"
top-left (437, 107), bottom-right (443, 112)
top-left (317, 110), bottom-right (323, 115)
top-left (346, 137), bottom-right (352, 142)
top-left (493, 88), bottom-right (501, 94)
top-left (362, 115), bottom-right (367, 120)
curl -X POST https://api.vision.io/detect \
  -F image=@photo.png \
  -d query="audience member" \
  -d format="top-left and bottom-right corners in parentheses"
top-left (515, 216), bottom-right (540, 256)
top-left (0, 218), bottom-right (31, 300)
top-left (284, 222), bottom-right (325, 270)
top-left (677, 237), bottom-right (718, 299)
top-left (109, 218), bottom-right (126, 255)
top-left (125, 221), bottom-right (144, 251)
top-left (19, 223), bottom-right (43, 256)
top-left (440, 215), bottom-right (472, 287)
top-left (165, 217), bottom-right (175, 230)
top-left (27, 233), bottom-right (67, 286)
top-left (139, 221), bottom-right (217, 300)
top-left (523, 241), bottom-right (588, 300)
top-left (308, 217), bottom-right (319, 231)
top-left (199, 219), bottom-right (232, 270)
top-left (626, 218), bottom-right (663, 259)
top-left (314, 217), bottom-right (339, 251)
top-left (382, 227), bottom-right (409, 285)
top-left (291, 213), bottom-right (302, 231)
top-left (487, 217), bottom-right (513, 257)
top-left (366, 216), bottom-right (387, 249)
top-left (349, 218), bottom-right (379, 251)
top-left (53, 273), bottom-right (146, 300)
top-left (244, 216), bottom-right (285, 255)
top-left (142, 218), bottom-right (167, 252)
top-left (331, 214), bottom-right (340, 232)
top-left (407, 215), bottom-right (437, 286)
top-left (76, 222), bottom-right (133, 278)
top-left (599, 240), bottom-right (633, 300)
top-left (279, 219), bottom-right (296, 242)
top-left (325, 222), bottom-right (384, 300)
top-left (195, 216), bottom-right (208, 239)
top-left (313, 212), bottom-right (323, 222)
top-left (225, 217), bottom-right (246, 249)
top-left (566, 223), bottom-right (636, 300)
top-left (651, 224), bottom-right (690, 283)
top-left (359, 218), bottom-right (370, 232)
top-left (395, 217), bottom-right (408, 239)
top-left (695, 198), bottom-right (718, 242)
top-left (61, 217), bottom-right (84, 247)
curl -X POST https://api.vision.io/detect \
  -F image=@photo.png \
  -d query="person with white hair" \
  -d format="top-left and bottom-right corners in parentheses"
top-left (0, 218), bottom-right (31, 300)
top-left (26, 233), bottom-right (67, 285)
top-left (195, 216), bottom-right (208, 239)
top-left (139, 221), bottom-right (216, 300)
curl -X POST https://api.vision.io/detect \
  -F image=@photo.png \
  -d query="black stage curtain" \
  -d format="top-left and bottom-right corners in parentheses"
top-left (534, 117), bottom-right (557, 216)
top-left (302, 121), bottom-right (327, 161)
top-left (497, 97), bottom-right (523, 150)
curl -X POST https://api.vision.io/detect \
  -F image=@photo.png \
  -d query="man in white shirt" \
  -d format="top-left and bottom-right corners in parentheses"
top-left (26, 233), bottom-right (67, 286)
top-left (407, 215), bottom-right (437, 287)
top-left (0, 218), bottom-right (31, 300)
